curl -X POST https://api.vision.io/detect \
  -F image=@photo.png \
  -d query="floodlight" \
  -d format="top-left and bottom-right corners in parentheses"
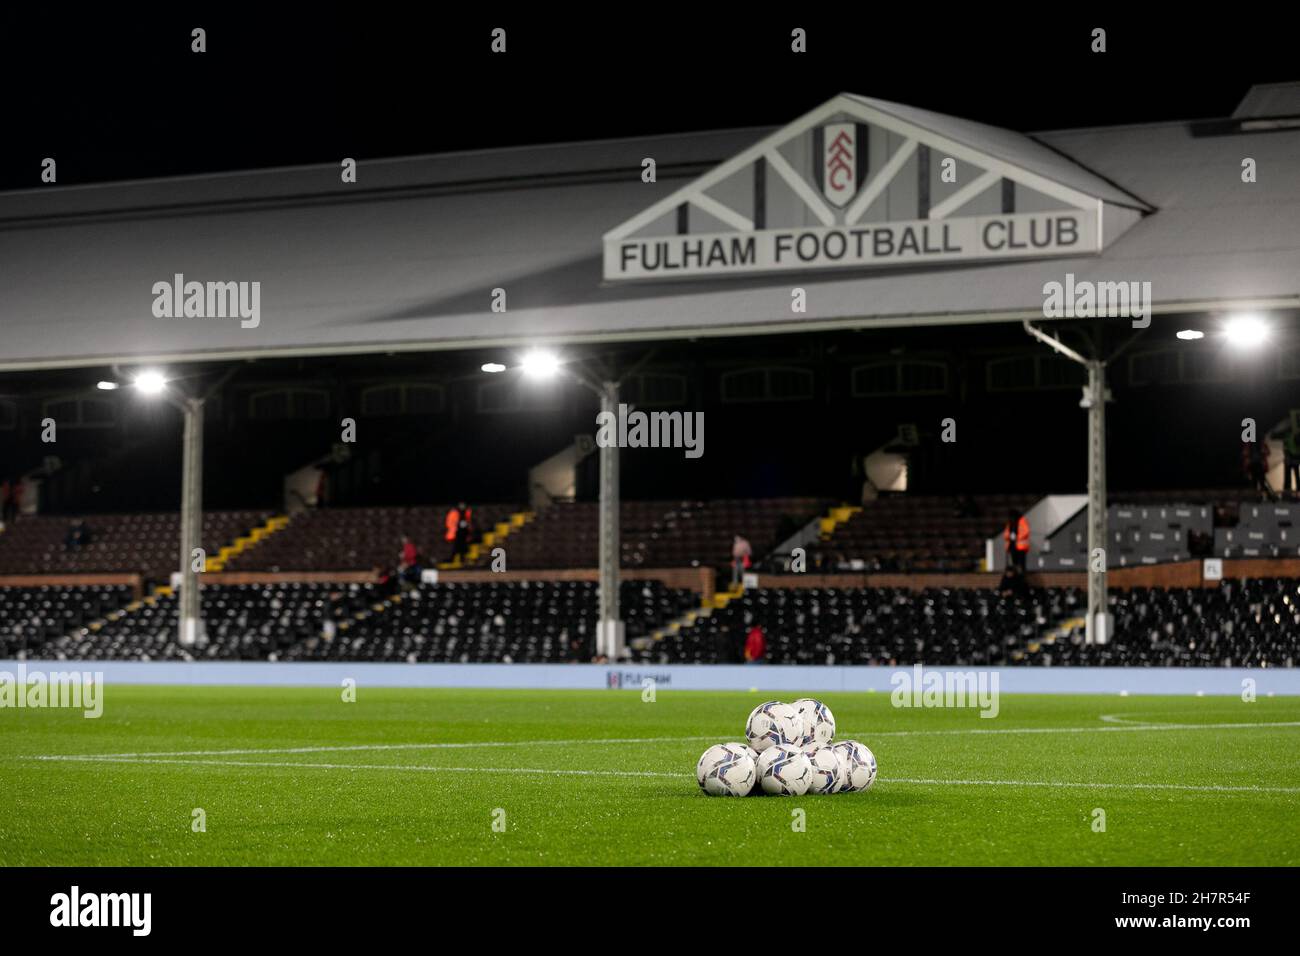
top-left (520, 350), bottom-right (560, 380)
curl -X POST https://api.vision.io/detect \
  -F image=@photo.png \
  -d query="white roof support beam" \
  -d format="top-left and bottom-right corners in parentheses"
top-left (763, 149), bottom-right (836, 227)
top-left (688, 193), bottom-right (753, 232)
top-left (927, 169), bottom-right (1001, 220)
top-left (845, 138), bottom-right (917, 225)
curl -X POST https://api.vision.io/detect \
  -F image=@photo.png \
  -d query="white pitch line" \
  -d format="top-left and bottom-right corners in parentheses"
top-left (25, 719), bottom-right (1300, 763)
top-left (864, 720), bottom-right (1300, 737)
top-left (28, 755), bottom-right (685, 779)
top-left (27, 754), bottom-right (1300, 795)
top-left (27, 735), bottom-right (724, 761)
top-left (887, 777), bottom-right (1300, 795)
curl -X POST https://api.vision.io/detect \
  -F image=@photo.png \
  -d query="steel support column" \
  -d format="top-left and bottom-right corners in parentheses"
top-left (178, 396), bottom-right (205, 647)
top-left (1085, 360), bottom-right (1111, 644)
top-left (597, 381), bottom-right (624, 660)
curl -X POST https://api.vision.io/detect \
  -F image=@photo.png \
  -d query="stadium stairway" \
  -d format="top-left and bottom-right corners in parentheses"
top-left (640, 580), bottom-right (743, 651)
top-left (1016, 613), bottom-right (1087, 662)
top-left (438, 509), bottom-right (536, 570)
top-left (204, 514), bottom-right (291, 572)
top-left (109, 514), bottom-right (295, 625)
top-left (819, 504), bottom-right (862, 540)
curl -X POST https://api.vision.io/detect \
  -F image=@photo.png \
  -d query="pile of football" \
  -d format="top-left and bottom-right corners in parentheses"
top-left (695, 699), bottom-right (877, 797)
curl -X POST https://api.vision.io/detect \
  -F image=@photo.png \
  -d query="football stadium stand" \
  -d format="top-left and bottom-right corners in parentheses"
top-left (0, 511), bottom-right (270, 580)
top-left (465, 497), bottom-right (827, 570)
top-left (26, 580), bottom-right (699, 663)
top-left (0, 584), bottom-right (134, 657)
top-left (220, 504), bottom-right (519, 572)
top-left (812, 494), bottom-right (1038, 572)
top-left (642, 580), bottom-right (1299, 668)
top-left (0, 497), bottom-right (1297, 668)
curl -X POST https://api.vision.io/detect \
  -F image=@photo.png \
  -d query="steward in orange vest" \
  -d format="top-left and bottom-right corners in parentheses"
top-left (445, 503), bottom-right (473, 562)
top-left (1003, 511), bottom-right (1030, 571)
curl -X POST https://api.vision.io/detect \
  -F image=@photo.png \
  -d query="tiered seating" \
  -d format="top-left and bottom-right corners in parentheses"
top-left (814, 494), bottom-right (1037, 572)
top-left (1039, 578), bottom-right (1299, 667)
top-left (0, 512), bottom-right (270, 580)
top-left (33, 580), bottom-right (698, 663)
top-left (472, 498), bottom-right (827, 570)
top-left (34, 583), bottom-right (382, 661)
top-left (223, 504), bottom-right (517, 572)
top-left (0, 584), bottom-right (133, 657)
top-left (643, 579), bottom-right (1299, 668)
top-left (284, 580), bottom-right (698, 663)
top-left (649, 586), bottom-right (1080, 665)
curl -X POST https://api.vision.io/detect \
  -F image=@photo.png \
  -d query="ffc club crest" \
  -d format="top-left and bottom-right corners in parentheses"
top-left (822, 122), bottom-right (856, 207)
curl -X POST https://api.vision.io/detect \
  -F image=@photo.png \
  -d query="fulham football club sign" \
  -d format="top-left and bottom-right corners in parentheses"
top-left (822, 123), bottom-right (856, 208)
top-left (602, 94), bottom-right (1125, 282)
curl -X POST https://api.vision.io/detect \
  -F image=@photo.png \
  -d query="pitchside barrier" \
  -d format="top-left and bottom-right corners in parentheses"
top-left (3, 660), bottom-right (1298, 695)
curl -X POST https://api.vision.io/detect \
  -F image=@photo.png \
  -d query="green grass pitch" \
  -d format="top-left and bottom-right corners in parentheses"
top-left (1, 686), bottom-right (1297, 866)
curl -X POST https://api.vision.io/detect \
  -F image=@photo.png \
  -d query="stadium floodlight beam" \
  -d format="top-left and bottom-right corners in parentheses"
top-left (1223, 313), bottom-right (1268, 347)
top-left (480, 362), bottom-right (507, 373)
top-left (133, 370), bottom-right (167, 394)
top-left (1175, 329), bottom-right (1204, 341)
top-left (96, 380), bottom-right (120, 390)
top-left (520, 349), bottom-right (561, 380)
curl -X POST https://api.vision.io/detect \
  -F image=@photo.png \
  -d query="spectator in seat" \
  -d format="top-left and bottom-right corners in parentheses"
top-left (743, 623), bottom-right (766, 665)
top-left (398, 535), bottom-right (421, 587)
top-left (64, 518), bottom-right (89, 551)
top-left (0, 479), bottom-right (9, 525)
top-left (731, 534), bottom-right (752, 587)
top-left (1003, 509), bottom-right (1030, 573)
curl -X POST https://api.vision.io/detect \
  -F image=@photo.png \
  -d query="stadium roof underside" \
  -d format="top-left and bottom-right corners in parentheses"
top-left (2, 91), bottom-right (1300, 371)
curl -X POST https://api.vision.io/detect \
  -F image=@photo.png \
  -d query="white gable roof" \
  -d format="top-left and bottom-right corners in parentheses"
top-left (0, 94), bottom-right (1297, 370)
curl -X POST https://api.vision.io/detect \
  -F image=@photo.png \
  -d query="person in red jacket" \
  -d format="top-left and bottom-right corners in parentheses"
top-left (744, 624), bottom-right (767, 665)
top-left (1003, 509), bottom-right (1030, 572)
top-left (398, 534), bottom-right (421, 586)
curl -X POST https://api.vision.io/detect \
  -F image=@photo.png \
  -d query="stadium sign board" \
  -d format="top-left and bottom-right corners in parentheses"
top-left (603, 94), bottom-right (1105, 282)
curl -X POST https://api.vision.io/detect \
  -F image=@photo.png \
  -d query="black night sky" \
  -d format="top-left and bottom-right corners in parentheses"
top-left (0, 10), bottom-right (1294, 191)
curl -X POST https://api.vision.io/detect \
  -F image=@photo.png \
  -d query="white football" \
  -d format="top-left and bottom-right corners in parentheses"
top-left (833, 740), bottom-right (877, 793)
top-left (696, 743), bottom-right (757, 797)
top-left (745, 701), bottom-right (802, 753)
top-left (792, 697), bottom-right (836, 750)
top-left (743, 743), bottom-right (759, 796)
top-left (806, 746), bottom-right (842, 794)
top-left (755, 745), bottom-right (813, 797)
